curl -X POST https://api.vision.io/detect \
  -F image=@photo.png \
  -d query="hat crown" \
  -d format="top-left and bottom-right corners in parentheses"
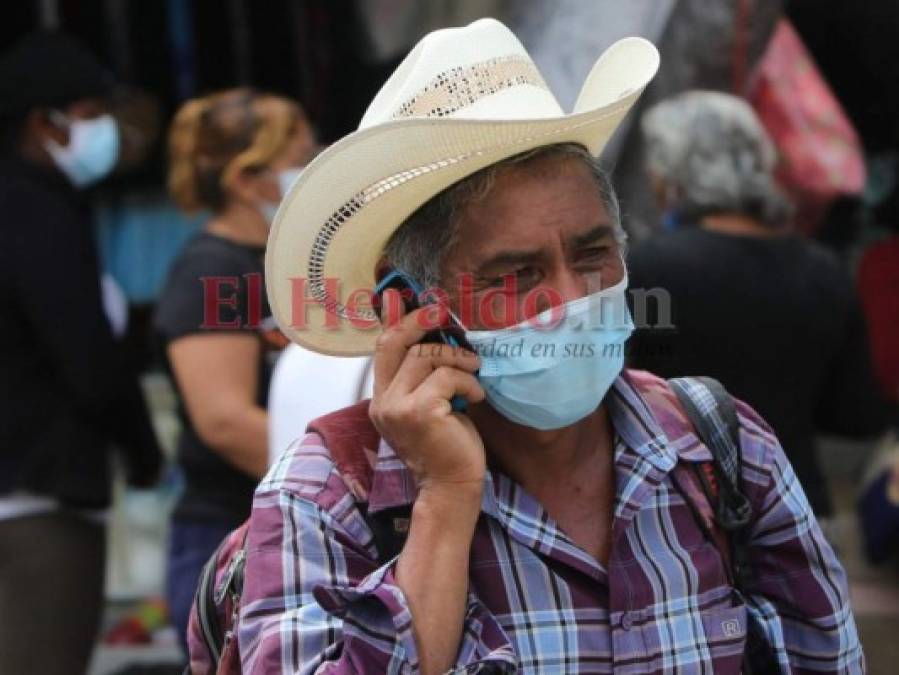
top-left (359, 18), bottom-right (562, 128)
top-left (267, 18), bottom-right (659, 356)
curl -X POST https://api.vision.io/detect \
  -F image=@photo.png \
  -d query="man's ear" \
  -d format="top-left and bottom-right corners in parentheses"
top-left (374, 257), bottom-right (392, 284)
top-left (372, 258), bottom-right (395, 325)
top-left (26, 109), bottom-right (69, 148)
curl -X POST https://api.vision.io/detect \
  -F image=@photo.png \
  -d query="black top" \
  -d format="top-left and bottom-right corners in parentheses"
top-left (0, 156), bottom-right (161, 507)
top-left (155, 231), bottom-right (272, 523)
top-left (627, 227), bottom-right (885, 515)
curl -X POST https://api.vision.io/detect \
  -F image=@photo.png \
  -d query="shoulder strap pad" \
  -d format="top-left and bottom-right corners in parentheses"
top-left (306, 400), bottom-right (380, 498)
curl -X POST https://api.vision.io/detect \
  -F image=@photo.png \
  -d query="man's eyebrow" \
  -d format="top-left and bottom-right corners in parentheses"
top-left (569, 223), bottom-right (616, 249)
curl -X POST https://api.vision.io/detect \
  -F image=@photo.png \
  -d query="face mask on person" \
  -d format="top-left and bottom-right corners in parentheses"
top-left (463, 274), bottom-right (634, 430)
top-left (44, 112), bottom-right (120, 188)
top-left (260, 167), bottom-right (305, 224)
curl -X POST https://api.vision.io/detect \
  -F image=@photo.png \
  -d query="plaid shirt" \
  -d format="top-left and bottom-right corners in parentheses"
top-left (238, 369), bottom-right (863, 674)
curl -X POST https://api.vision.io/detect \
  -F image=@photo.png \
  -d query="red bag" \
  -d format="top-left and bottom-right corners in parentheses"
top-left (746, 19), bottom-right (866, 233)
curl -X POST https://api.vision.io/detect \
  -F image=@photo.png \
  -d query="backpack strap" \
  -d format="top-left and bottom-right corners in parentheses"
top-left (668, 377), bottom-right (754, 592)
top-left (668, 377), bottom-right (752, 532)
top-left (307, 401), bottom-right (412, 564)
top-left (667, 379), bottom-right (777, 675)
top-left (193, 521), bottom-right (251, 668)
top-left (308, 400), bottom-right (381, 497)
top-left (195, 540), bottom-right (225, 664)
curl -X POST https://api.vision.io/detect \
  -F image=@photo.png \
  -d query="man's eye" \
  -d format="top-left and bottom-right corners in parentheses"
top-left (577, 246), bottom-right (608, 262)
top-left (487, 273), bottom-right (517, 288)
top-left (488, 269), bottom-right (539, 290)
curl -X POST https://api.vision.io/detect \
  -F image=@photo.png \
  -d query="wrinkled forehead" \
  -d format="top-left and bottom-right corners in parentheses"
top-left (448, 161), bottom-right (612, 262)
top-left (466, 153), bottom-right (596, 214)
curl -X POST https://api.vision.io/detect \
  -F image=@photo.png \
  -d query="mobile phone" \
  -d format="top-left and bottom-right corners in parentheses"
top-left (373, 268), bottom-right (470, 412)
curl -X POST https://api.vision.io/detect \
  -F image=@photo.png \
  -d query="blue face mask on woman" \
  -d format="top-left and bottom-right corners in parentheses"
top-left (260, 167), bottom-right (306, 224)
top-left (44, 112), bottom-right (120, 188)
top-left (463, 275), bottom-right (633, 430)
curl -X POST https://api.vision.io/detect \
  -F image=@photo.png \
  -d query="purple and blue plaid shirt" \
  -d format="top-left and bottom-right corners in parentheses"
top-left (238, 370), bottom-right (863, 673)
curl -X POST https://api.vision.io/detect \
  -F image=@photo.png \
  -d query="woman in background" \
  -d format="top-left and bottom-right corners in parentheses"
top-left (156, 88), bottom-right (317, 652)
top-left (627, 90), bottom-right (885, 519)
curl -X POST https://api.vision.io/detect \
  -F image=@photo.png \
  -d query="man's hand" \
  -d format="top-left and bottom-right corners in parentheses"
top-left (369, 288), bottom-right (486, 491)
top-left (369, 288), bottom-right (486, 675)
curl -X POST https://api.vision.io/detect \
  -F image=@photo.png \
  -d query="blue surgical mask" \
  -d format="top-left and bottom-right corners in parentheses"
top-left (277, 166), bottom-right (304, 198)
top-left (44, 112), bottom-right (119, 188)
top-left (260, 200), bottom-right (280, 224)
top-left (260, 166), bottom-right (305, 224)
top-left (463, 276), bottom-right (633, 430)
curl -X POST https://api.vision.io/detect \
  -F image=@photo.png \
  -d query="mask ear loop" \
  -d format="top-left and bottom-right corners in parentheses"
top-left (43, 111), bottom-right (74, 157)
top-left (444, 305), bottom-right (469, 332)
top-left (440, 304), bottom-right (478, 354)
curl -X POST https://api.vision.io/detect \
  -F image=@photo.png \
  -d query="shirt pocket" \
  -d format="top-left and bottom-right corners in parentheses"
top-left (699, 602), bottom-right (747, 674)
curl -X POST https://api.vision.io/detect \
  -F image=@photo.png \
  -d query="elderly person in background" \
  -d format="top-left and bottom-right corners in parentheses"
top-left (628, 90), bottom-right (885, 519)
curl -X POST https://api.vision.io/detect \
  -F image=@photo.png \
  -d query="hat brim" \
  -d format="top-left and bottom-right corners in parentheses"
top-left (266, 37), bottom-right (659, 356)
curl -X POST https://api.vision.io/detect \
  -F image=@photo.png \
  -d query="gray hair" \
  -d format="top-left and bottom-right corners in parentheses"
top-left (641, 90), bottom-right (791, 226)
top-left (383, 143), bottom-right (624, 289)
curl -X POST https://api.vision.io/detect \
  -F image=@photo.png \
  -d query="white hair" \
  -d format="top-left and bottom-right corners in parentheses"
top-left (642, 90), bottom-right (792, 226)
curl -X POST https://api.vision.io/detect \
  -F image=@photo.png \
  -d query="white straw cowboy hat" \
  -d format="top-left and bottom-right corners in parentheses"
top-left (266, 17), bottom-right (659, 356)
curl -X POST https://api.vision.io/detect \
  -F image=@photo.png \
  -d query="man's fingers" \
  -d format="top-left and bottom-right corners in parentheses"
top-left (374, 289), bottom-right (419, 396)
top-left (413, 367), bottom-right (486, 407)
top-left (373, 291), bottom-right (462, 397)
top-left (388, 343), bottom-right (480, 396)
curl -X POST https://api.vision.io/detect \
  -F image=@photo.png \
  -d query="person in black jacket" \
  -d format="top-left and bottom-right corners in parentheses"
top-left (627, 90), bottom-right (885, 518)
top-left (0, 32), bottom-right (162, 675)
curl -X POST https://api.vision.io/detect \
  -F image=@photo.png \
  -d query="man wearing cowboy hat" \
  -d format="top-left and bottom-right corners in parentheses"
top-left (238, 19), bottom-right (861, 674)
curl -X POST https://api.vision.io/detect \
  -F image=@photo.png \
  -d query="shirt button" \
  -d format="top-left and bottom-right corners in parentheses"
top-left (620, 611), bottom-right (636, 630)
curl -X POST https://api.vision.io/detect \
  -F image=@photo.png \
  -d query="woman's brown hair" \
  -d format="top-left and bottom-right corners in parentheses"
top-left (168, 88), bottom-right (308, 213)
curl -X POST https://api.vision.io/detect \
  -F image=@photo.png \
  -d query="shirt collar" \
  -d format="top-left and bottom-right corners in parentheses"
top-left (605, 369), bottom-right (679, 473)
top-left (366, 437), bottom-right (418, 513)
top-left (367, 370), bottom-right (686, 514)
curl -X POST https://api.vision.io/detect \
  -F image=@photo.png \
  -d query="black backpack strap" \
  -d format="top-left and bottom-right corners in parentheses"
top-left (669, 377), bottom-right (775, 674)
top-left (195, 544), bottom-right (225, 665)
top-left (669, 377), bottom-right (752, 532)
top-left (671, 378), bottom-right (782, 674)
top-left (193, 525), bottom-right (250, 670)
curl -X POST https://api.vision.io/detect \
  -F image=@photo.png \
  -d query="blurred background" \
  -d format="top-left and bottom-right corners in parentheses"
top-left (1, 1), bottom-right (898, 673)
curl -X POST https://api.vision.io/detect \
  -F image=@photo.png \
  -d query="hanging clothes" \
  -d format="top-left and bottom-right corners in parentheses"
top-left (166, 0), bottom-right (197, 101)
